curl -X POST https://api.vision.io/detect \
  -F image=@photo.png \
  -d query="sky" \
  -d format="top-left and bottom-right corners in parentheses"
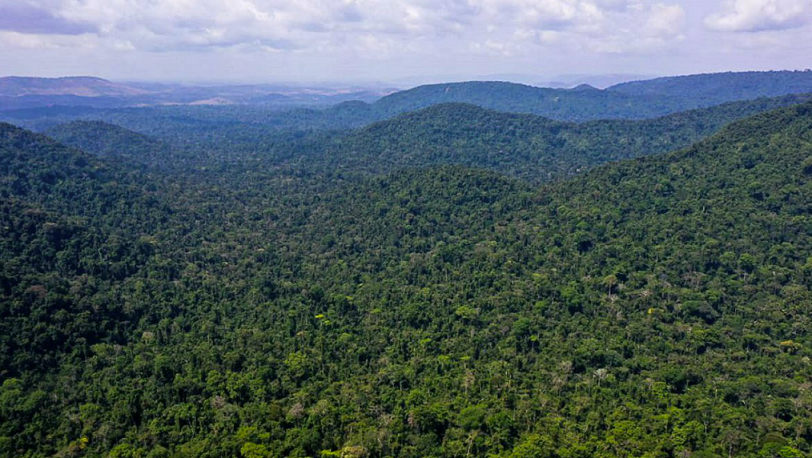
top-left (0, 0), bottom-right (811, 84)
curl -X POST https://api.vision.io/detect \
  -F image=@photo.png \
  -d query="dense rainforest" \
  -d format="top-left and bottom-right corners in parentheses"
top-left (39, 93), bottom-right (812, 183)
top-left (2, 74), bottom-right (812, 458)
top-left (315, 94), bottom-right (812, 182)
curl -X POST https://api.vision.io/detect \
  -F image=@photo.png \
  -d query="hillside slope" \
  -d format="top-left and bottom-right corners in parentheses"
top-left (0, 76), bottom-right (148, 98)
top-left (369, 81), bottom-right (673, 121)
top-left (257, 102), bottom-right (812, 458)
top-left (609, 70), bottom-right (812, 105)
top-left (363, 71), bottom-right (812, 122)
top-left (44, 120), bottom-right (178, 168)
top-left (302, 94), bottom-right (812, 182)
top-left (0, 121), bottom-right (182, 414)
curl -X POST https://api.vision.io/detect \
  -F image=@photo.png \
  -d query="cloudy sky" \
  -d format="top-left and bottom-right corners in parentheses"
top-left (0, 0), bottom-right (810, 83)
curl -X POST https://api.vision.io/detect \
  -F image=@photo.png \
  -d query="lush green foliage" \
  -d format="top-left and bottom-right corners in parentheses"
top-left (29, 93), bottom-right (812, 184)
top-left (45, 121), bottom-right (173, 168)
top-left (0, 124), bottom-right (170, 374)
top-left (2, 99), bottom-right (812, 458)
top-left (314, 95), bottom-right (812, 182)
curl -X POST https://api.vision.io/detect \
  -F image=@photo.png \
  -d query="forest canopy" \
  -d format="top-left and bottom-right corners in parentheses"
top-left (1, 81), bottom-right (812, 458)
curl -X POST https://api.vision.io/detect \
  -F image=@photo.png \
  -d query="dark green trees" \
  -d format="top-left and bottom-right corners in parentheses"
top-left (2, 101), bottom-right (812, 457)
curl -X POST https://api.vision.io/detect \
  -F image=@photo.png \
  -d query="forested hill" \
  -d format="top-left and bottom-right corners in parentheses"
top-left (30, 93), bottom-right (812, 183)
top-left (0, 122), bottom-right (170, 376)
top-left (0, 122), bottom-right (161, 218)
top-left (45, 121), bottom-right (161, 156)
top-left (3, 99), bottom-right (812, 457)
top-left (41, 120), bottom-right (210, 172)
top-left (44, 120), bottom-right (172, 166)
top-left (366, 81), bottom-right (673, 121)
top-left (236, 101), bottom-right (812, 457)
top-left (306, 94), bottom-right (812, 182)
top-left (358, 71), bottom-right (812, 122)
top-left (608, 70), bottom-right (812, 105)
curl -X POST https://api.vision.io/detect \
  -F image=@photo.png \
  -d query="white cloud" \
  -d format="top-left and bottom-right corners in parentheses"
top-left (471, 0), bottom-right (685, 55)
top-left (0, 0), bottom-right (688, 58)
top-left (477, 0), bottom-right (604, 30)
top-left (646, 3), bottom-right (686, 36)
top-left (705, 0), bottom-right (812, 32)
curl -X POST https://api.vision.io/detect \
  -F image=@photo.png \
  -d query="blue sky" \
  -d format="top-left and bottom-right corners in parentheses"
top-left (0, 0), bottom-right (810, 83)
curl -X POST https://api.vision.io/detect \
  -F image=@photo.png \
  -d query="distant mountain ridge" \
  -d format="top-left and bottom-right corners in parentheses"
top-left (365, 71), bottom-right (812, 121)
top-left (368, 80), bottom-right (667, 121)
top-left (0, 76), bottom-right (149, 97)
top-left (0, 77), bottom-right (392, 111)
top-left (5, 71), bottom-right (812, 122)
top-left (608, 70), bottom-right (812, 104)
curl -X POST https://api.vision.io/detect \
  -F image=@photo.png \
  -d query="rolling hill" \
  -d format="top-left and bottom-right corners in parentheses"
top-left (354, 71), bottom-right (812, 123)
top-left (368, 80), bottom-right (673, 121)
top-left (0, 122), bottom-right (169, 376)
top-left (295, 93), bottom-right (812, 182)
top-left (6, 71), bottom-right (812, 128)
top-left (0, 76), bottom-right (149, 98)
top-left (609, 70), bottom-right (812, 105)
top-left (0, 77), bottom-right (392, 112)
top-left (28, 93), bottom-right (812, 181)
top-left (44, 120), bottom-right (177, 168)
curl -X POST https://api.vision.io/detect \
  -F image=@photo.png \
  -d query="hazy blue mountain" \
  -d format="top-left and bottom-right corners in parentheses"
top-left (6, 71), bottom-right (812, 126)
top-left (0, 76), bottom-right (393, 111)
top-left (0, 76), bottom-right (147, 97)
top-left (609, 70), bottom-right (812, 105)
